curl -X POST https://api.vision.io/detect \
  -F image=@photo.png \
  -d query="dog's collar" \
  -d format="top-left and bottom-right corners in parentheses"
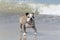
top-left (26, 22), bottom-right (30, 24)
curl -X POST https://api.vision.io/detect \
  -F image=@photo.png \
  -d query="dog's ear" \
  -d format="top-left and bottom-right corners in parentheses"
top-left (32, 13), bottom-right (34, 15)
top-left (25, 13), bottom-right (29, 16)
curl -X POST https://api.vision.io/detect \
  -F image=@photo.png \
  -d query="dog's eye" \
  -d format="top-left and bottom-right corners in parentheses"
top-left (32, 16), bottom-right (34, 18)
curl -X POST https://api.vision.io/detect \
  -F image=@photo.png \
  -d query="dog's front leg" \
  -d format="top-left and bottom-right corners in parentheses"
top-left (32, 26), bottom-right (37, 35)
top-left (32, 26), bottom-right (37, 40)
top-left (20, 24), bottom-right (22, 40)
top-left (22, 25), bottom-right (27, 40)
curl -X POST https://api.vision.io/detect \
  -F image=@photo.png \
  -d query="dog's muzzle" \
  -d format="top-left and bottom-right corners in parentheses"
top-left (27, 18), bottom-right (33, 22)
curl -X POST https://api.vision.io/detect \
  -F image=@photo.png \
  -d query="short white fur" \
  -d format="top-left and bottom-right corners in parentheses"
top-left (27, 14), bottom-right (33, 22)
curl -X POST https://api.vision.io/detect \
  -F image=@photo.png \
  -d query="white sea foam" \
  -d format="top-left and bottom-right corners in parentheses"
top-left (26, 3), bottom-right (60, 16)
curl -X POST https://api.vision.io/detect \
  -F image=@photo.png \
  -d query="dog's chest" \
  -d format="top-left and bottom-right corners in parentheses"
top-left (25, 22), bottom-right (34, 28)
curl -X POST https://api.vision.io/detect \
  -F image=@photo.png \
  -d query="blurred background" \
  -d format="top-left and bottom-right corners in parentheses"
top-left (0, 0), bottom-right (60, 15)
top-left (0, 0), bottom-right (60, 40)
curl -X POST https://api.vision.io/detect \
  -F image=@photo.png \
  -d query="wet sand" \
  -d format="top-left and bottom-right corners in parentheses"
top-left (0, 13), bottom-right (60, 40)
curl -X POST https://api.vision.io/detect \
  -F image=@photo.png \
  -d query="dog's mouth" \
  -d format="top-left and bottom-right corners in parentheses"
top-left (26, 20), bottom-right (33, 27)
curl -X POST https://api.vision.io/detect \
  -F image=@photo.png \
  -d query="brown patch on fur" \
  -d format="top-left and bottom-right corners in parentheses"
top-left (19, 15), bottom-right (27, 25)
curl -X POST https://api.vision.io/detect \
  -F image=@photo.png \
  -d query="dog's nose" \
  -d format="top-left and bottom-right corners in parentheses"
top-left (30, 18), bottom-right (32, 21)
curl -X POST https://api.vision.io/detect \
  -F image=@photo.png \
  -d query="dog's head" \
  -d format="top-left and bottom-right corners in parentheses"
top-left (25, 13), bottom-right (34, 22)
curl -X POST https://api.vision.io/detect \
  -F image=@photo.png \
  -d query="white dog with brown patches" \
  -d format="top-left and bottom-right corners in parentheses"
top-left (19, 13), bottom-right (37, 40)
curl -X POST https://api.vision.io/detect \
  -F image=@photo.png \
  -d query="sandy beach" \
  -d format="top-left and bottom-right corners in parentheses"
top-left (0, 13), bottom-right (60, 40)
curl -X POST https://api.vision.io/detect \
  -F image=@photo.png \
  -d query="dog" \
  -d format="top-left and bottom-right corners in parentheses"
top-left (19, 12), bottom-right (37, 40)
